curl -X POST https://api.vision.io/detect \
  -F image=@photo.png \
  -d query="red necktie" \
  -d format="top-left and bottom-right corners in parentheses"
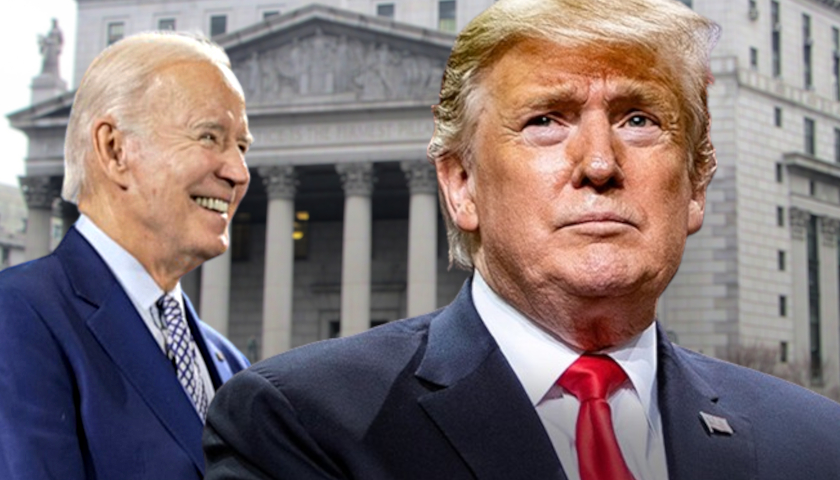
top-left (558, 354), bottom-right (635, 480)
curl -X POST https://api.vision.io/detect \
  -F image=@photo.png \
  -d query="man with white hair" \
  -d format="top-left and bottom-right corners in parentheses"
top-left (205, 0), bottom-right (840, 479)
top-left (0, 32), bottom-right (251, 479)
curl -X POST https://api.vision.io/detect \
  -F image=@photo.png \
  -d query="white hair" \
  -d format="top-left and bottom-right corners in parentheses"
top-left (62, 31), bottom-right (232, 204)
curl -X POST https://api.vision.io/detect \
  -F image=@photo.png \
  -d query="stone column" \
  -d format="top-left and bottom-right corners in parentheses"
top-left (789, 207), bottom-right (810, 367)
top-left (401, 160), bottom-right (438, 317)
top-left (819, 217), bottom-right (840, 390)
top-left (200, 235), bottom-right (232, 337)
top-left (19, 176), bottom-right (60, 261)
top-left (336, 162), bottom-right (374, 337)
top-left (260, 166), bottom-right (297, 358)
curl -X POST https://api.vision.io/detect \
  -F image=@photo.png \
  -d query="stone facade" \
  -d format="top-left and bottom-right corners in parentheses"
top-left (10, 0), bottom-right (840, 395)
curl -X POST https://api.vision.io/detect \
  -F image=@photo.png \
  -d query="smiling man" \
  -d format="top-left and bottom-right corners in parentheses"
top-left (205, 1), bottom-right (840, 479)
top-left (0, 33), bottom-right (251, 479)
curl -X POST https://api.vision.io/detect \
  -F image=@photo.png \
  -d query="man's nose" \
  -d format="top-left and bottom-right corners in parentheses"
top-left (568, 111), bottom-right (625, 191)
top-left (218, 147), bottom-right (251, 190)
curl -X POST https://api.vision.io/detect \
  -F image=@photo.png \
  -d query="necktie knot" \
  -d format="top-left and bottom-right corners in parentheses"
top-left (558, 354), bottom-right (635, 480)
top-left (559, 354), bottom-right (628, 402)
top-left (157, 294), bottom-right (181, 327)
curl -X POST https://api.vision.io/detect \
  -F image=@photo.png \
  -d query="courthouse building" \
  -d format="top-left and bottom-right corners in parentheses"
top-left (8, 0), bottom-right (840, 394)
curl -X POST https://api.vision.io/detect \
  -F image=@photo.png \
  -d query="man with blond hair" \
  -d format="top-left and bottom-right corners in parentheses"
top-left (0, 32), bottom-right (251, 479)
top-left (205, 0), bottom-right (840, 479)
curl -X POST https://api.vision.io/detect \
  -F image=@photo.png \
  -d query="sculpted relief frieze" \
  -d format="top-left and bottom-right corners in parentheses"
top-left (233, 29), bottom-right (445, 104)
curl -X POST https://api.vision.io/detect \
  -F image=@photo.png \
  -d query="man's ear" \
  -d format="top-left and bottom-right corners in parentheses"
top-left (91, 117), bottom-right (131, 190)
top-left (688, 154), bottom-right (716, 235)
top-left (436, 155), bottom-right (479, 232)
top-left (687, 185), bottom-right (707, 235)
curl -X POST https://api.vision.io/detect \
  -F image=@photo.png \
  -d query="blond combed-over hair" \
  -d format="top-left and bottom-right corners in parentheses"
top-left (62, 31), bottom-right (231, 204)
top-left (428, 0), bottom-right (721, 270)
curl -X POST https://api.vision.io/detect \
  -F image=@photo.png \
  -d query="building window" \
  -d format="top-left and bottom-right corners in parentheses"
top-left (377, 3), bottom-right (395, 18)
top-left (776, 162), bottom-right (783, 183)
top-left (803, 14), bottom-right (813, 89)
top-left (107, 22), bottom-right (125, 45)
top-left (835, 128), bottom-right (840, 163)
top-left (210, 15), bottom-right (227, 36)
top-left (158, 18), bottom-right (176, 31)
top-left (779, 294), bottom-right (787, 316)
top-left (778, 250), bottom-right (786, 270)
top-left (834, 27), bottom-right (840, 100)
top-left (771, 1), bottom-right (781, 78)
top-left (774, 106), bottom-right (782, 127)
top-left (780, 341), bottom-right (788, 363)
top-left (777, 206), bottom-right (785, 226)
top-left (263, 11), bottom-right (280, 20)
top-left (750, 47), bottom-right (758, 69)
top-left (809, 180), bottom-right (817, 196)
top-left (293, 211), bottom-right (310, 260)
top-left (804, 117), bottom-right (816, 156)
top-left (807, 215), bottom-right (821, 381)
top-left (438, 0), bottom-right (456, 32)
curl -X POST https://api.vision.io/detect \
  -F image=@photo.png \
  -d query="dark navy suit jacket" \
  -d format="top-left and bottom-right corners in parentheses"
top-left (0, 228), bottom-right (249, 479)
top-left (205, 279), bottom-right (840, 479)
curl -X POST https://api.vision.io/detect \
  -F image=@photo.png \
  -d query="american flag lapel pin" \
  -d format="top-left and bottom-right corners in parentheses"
top-left (699, 411), bottom-right (734, 435)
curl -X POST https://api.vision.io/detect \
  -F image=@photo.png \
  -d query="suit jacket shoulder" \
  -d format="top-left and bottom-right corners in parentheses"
top-left (0, 229), bottom-right (246, 480)
top-left (205, 285), bottom-right (564, 480)
top-left (659, 338), bottom-right (840, 479)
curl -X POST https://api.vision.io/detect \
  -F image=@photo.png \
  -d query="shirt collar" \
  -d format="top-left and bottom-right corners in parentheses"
top-left (75, 214), bottom-right (182, 313)
top-left (471, 270), bottom-right (658, 416)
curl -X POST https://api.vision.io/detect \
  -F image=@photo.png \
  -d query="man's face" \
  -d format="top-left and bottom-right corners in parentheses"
top-left (443, 39), bottom-right (706, 339)
top-left (121, 61), bottom-right (251, 265)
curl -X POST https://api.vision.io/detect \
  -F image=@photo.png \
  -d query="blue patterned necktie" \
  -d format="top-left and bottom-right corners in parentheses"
top-left (157, 294), bottom-right (208, 422)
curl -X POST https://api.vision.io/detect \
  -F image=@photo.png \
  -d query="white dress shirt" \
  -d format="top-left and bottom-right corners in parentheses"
top-left (472, 271), bottom-right (669, 480)
top-left (75, 214), bottom-right (215, 418)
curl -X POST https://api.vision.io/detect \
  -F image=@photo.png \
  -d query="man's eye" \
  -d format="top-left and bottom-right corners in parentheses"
top-left (626, 115), bottom-right (651, 127)
top-left (525, 116), bottom-right (554, 128)
top-left (200, 133), bottom-right (217, 142)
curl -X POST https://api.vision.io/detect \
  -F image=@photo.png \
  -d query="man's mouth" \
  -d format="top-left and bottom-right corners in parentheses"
top-left (193, 196), bottom-right (230, 214)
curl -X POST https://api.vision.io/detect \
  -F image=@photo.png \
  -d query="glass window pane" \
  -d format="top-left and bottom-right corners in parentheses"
top-left (107, 22), bottom-right (125, 45)
top-left (210, 15), bottom-right (227, 36)
top-left (158, 18), bottom-right (176, 31)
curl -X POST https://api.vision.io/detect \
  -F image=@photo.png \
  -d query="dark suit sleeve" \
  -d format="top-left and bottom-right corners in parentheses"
top-left (0, 290), bottom-right (87, 479)
top-left (204, 369), bottom-right (348, 480)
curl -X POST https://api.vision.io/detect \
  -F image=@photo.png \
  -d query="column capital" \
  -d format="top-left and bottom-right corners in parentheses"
top-left (259, 166), bottom-right (297, 200)
top-left (401, 160), bottom-right (438, 195)
top-left (19, 175), bottom-right (61, 210)
top-left (336, 162), bottom-right (375, 196)
top-left (821, 217), bottom-right (840, 247)
top-left (790, 207), bottom-right (810, 241)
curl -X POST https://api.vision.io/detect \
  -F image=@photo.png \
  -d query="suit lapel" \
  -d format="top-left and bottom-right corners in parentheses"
top-left (415, 282), bottom-right (567, 480)
top-left (182, 296), bottom-right (225, 390)
top-left (657, 329), bottom-right (757, 480)
top-left (57, 229), bottom-right (206, 475)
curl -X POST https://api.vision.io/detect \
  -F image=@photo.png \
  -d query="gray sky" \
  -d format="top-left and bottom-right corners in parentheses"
top-left (1, 0), bottom-right (77, 186)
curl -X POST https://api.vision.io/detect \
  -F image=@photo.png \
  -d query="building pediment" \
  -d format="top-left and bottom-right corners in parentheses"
top-left (218, 4), bottom-right (455, 109)
top-left (7, 90), bottom-right (74, 131)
